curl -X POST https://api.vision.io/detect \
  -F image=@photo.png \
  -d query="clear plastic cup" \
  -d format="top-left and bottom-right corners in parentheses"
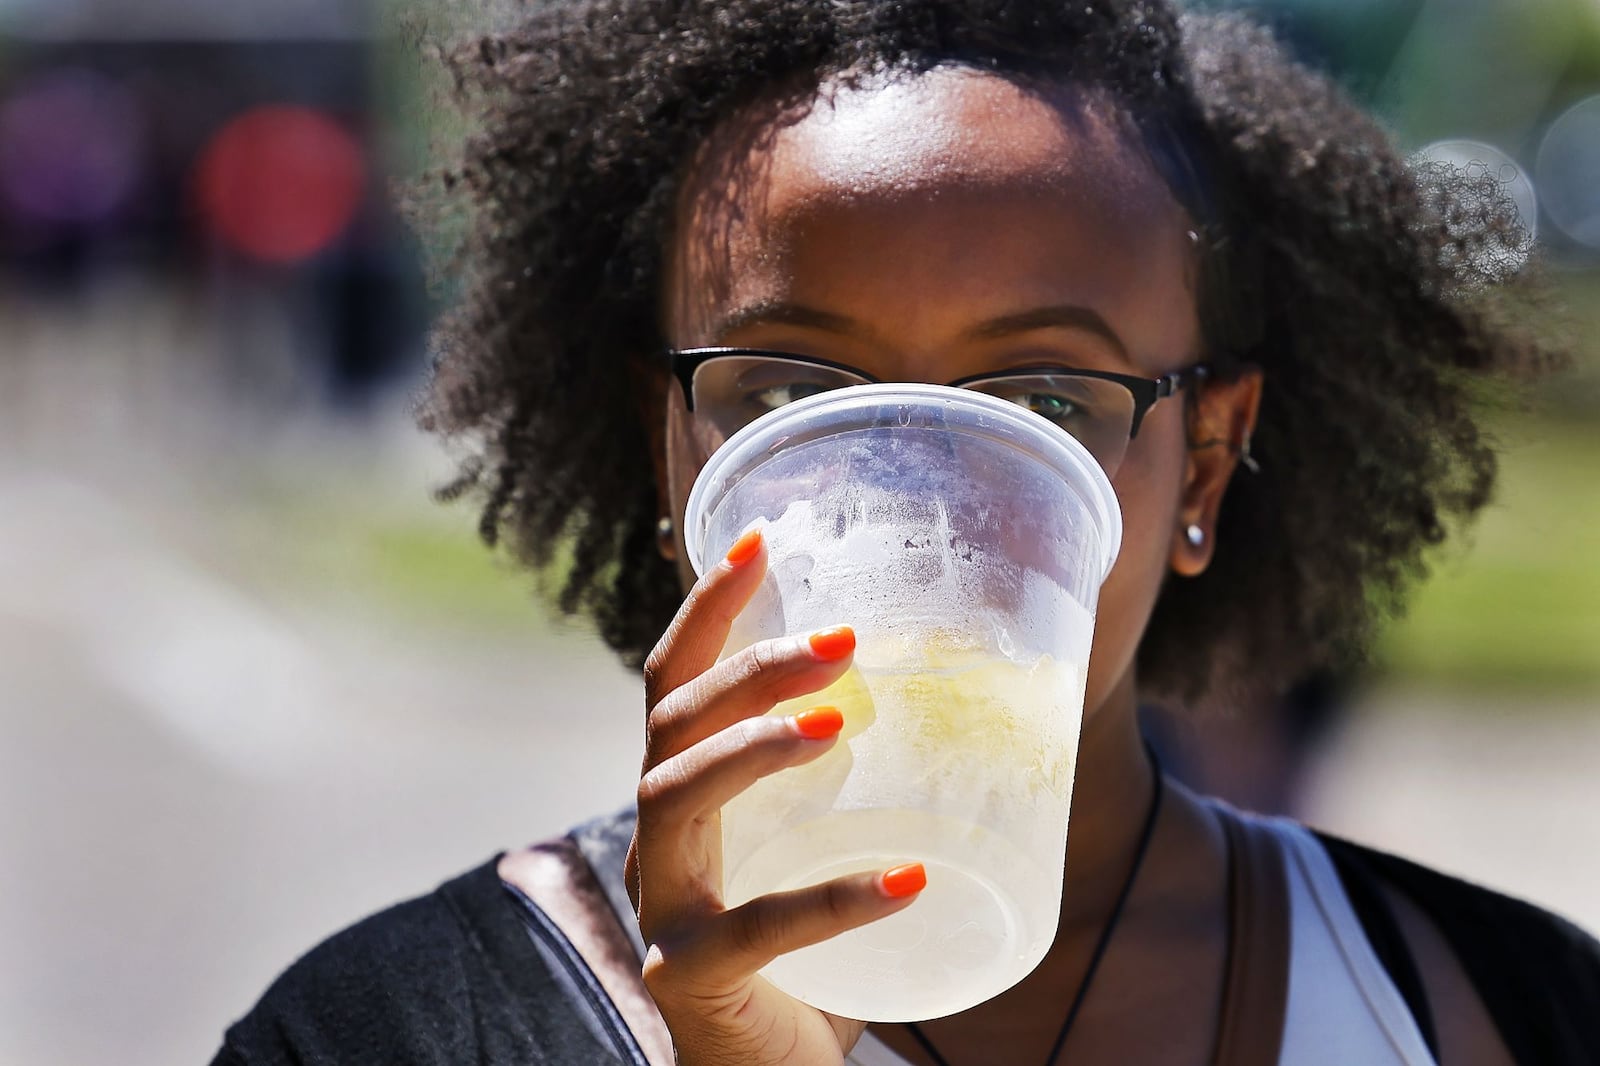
top-left (684, 383), bottom-right (1121, 1022)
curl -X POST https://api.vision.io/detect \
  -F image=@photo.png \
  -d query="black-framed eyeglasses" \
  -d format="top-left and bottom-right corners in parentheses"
top-left (669, 346), bottom-right (1210, 477)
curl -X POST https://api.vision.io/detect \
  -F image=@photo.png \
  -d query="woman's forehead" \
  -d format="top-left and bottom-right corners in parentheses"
top-left (678, 66), bottom-right (1172, 226)
top-left (777, 68), bottom-right (1148, 198)
top-left (667, 66), bottom-right (1192, 342)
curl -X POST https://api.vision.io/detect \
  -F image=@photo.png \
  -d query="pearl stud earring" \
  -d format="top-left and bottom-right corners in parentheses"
top-left (1185, 524), bottom-right (1204, 547)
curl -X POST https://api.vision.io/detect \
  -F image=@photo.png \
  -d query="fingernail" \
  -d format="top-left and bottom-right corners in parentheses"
top-left (723, 527), bottom-right (763, 567)
top-left (807, 625), bottom-right (855, 661)
top-left (880, 863), bottom-right (927, 899)
top-left (791, 706), bottom-right (844, 740)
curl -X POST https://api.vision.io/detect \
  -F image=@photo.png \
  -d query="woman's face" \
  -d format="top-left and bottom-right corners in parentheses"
top-left (657, 67), bottom-right (1255, 719)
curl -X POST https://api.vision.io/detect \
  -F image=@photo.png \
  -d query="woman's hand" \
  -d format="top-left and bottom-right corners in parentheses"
top-left (625, 527), bottom-right (925, 1066)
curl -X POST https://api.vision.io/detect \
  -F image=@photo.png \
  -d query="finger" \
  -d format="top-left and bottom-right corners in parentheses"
top-left (635, 707), bottom-right (845, 926)
top-left (645, 626), bottom-right (856, 765)
top-left (644, 864), bottom-right (928, 994)
top-left (643, 525), bottom-right (768, 710)
top-left (639, 708), bottom-right (844, 849)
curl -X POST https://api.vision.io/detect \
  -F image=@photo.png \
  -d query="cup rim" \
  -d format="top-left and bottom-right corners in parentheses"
top-left (683, 381), bottom-right (1123, 580)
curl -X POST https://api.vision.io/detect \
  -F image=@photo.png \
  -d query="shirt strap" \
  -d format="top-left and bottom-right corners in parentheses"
top-left (1211, 803), bottom-right (1291, 1066)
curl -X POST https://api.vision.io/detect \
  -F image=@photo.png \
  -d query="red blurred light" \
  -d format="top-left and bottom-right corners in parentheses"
top-left (194, 105), bottom-right (365, 264)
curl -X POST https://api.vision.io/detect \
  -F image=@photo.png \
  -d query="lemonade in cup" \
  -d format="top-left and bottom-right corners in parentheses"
top-left (684, 383), bottom-right (1121, 1022)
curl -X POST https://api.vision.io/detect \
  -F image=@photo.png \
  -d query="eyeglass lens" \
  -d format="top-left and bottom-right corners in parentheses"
top-left (690, 354), bottom-right (1137, 476)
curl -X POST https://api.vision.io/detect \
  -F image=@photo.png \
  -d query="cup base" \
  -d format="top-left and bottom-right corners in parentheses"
top-left (729, 807), bottom-right (1064, 1022)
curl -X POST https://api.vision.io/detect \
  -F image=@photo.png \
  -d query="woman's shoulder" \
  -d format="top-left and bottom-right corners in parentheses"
top-left (211, 848), bottom-right (639, 1066)
top-left (1311, 829), bottom-right (1600, 1066)
top-left (213, 857), bottom-right (540, 1064)
top-left (212, 856), bottom-right (504, 1063)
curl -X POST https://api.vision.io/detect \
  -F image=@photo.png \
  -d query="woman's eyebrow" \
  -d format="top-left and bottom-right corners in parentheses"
top-left (964, 305), bottom-right (1130, 356)
top-left (710, 301), bottom-right (1130, 356)
top-left (712, 301), bottom-right (869, 341)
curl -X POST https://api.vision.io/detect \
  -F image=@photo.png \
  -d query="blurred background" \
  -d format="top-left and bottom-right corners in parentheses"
top-left (0, 1), bottom-right (1595, 1063)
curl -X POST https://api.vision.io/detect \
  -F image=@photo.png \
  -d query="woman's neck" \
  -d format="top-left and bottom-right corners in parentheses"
top-left (1057, 668), bottom-right (1158, 932)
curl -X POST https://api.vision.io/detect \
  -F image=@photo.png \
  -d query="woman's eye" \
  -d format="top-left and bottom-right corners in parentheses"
top-left (1003, 390), bottom-right (1085, 423)
top-left (747, 381), bottom-right (832, 410)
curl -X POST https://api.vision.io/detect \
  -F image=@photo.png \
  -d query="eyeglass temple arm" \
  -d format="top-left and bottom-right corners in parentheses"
top-left (1155, 364), bottom-right (1209, 398)
top-left (1130, 365), bottom-right (1210, 438)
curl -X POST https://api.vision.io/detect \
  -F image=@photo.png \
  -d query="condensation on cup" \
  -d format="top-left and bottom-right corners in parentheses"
top-left (684, 383), bottom-right (1122, 1022)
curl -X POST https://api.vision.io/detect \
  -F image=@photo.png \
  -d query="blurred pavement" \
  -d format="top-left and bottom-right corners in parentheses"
top-left (1, 463), bottom-right (643, 1066)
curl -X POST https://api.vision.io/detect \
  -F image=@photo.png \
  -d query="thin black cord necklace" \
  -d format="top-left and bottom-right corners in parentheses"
top-left (903, 745), bottom-right (1166, 1066)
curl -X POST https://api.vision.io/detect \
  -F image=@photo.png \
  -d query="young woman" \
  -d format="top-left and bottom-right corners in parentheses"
top-left (213, 2), bottom-right (1599, 1064)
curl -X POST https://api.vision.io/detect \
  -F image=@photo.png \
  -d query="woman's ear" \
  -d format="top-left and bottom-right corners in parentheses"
top-left (1170, 368), bottom-right (1263, 577)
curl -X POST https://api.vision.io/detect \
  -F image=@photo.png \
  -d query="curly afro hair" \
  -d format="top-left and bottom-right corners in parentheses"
top-left (415, 0), bottom-right (1555, 707)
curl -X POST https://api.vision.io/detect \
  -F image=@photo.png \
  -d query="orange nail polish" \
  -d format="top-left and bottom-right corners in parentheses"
top-left (723, 527), bottom-right (763, 567)
top-left (881, 863), bottom-right (927, 899)
top-left (792, 706), bottom-right (844, 740)
top-left (807, 625), bottom-right (856, 661)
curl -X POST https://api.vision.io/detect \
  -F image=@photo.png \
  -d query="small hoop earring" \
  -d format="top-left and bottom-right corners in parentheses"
top-left (1185, 524), bottom-right (1204, 547)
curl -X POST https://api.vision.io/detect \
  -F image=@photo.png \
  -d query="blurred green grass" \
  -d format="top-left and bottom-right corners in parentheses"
top-left (329, 517), bottom-right (548, 631)
top-left (212, 476), bottom-right (556, 639)
top-left (1375, 416), bottom-right (1600, 694)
